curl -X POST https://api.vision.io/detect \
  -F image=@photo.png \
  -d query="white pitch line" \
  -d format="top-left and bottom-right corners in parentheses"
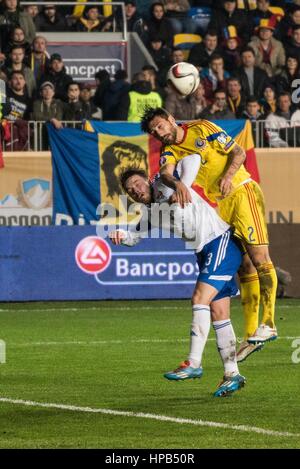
top-left (0, 397), bottom-right (298, 439)
top-left (7, 336), bottom-right (300, 347)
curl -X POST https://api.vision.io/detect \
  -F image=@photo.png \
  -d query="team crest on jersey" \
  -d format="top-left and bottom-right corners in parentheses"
top-left (159, 156), bottom-right (167, 166)
top-left (217, 132), bottom-right (228, 144)
top-left (195, 138), bottom-right (206, 150)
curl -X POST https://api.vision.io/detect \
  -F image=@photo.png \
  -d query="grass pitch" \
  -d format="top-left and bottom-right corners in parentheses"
top-left (0, 298), bottom-right (299, 449)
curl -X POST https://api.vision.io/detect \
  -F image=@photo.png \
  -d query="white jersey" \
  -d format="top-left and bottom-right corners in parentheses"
top-left (121, 155), bottom-right (230, 253)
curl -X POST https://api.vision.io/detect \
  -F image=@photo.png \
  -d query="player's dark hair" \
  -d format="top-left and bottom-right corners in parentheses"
top-left (120, 168), bottom-right (148, 192)
top-left (140, 106), bottom-right (170, 133)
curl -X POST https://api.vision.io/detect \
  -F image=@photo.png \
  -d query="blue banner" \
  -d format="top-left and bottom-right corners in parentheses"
top-left (0, 226), bottom-right (197, 301)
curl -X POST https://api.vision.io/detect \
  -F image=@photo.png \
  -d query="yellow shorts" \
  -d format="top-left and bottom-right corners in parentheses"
top-left (218, 181), bottom-right (269, 246)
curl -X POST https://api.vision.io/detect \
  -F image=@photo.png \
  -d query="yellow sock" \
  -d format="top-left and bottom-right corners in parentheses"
top-left (257, 262), bottom-right (277, 328)
top-left (239, 273), bottom-right (260, 339)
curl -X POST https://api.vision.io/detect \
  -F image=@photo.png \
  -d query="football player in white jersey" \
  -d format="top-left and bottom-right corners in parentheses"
top-left (109, 155), bottom-right (246, 397)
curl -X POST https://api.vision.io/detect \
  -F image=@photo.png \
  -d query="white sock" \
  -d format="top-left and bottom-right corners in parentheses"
top-left (188, 304), bottom-right (211, 368)
top-left (213, 320), bottom-right (239, 376)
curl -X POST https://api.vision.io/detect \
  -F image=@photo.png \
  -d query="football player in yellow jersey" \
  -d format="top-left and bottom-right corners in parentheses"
top-left (141, 107), bottom-right (278, 363)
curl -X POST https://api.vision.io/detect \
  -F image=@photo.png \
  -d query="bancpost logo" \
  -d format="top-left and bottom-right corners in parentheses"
top-left (75, 236), bottom-right (112, 275)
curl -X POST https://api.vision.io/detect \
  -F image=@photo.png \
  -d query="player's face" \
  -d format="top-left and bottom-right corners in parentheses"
top-left (148, 116), bottom-right (177, 144)
top-left (125, 175), bottom-right (152, 204)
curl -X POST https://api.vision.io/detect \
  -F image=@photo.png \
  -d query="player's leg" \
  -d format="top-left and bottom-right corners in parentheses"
top-left (164, 281), bottom-right (216, 381)
top-left (210, 294), bottom-right (246, 397)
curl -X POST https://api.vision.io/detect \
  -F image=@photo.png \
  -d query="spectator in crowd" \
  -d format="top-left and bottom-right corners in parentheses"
top-left (163, 0), bottom-right (197, 34)
top-left (226, 77), bottom-right (246, 117)
top-left (29, 36), bottom-right (50, 84)
top-left (164, 82), bottom-right (197, 120)
top-left (208, 0), bottom-right (250, 45)
top-left (1, 45), bottom-right (36, 97)
top-left (249, 17), bottom-right (286, 77)
top-left (221, 25), bottom-right (242, 73)
top-left (188, 29), bottom-right (221, 70)
top-left (35, 4), bottom-right (68, 32)
top-left (171, 47), bottom-right (185, 64)
top-left (4, 70), bottom-right (31, 121)
top-left (284, 25), bottom-right (300, 62)
top-left (117, 71), bottom-right (162, 121)
top-left (148, 36), bottom-right (172, 75)
top-left (74, 6), bottom-right (110, 32)
top-left (79, 82), bottom-right (102, 119)
top-left (200, 53), bottom-right (230, 102)
top-left (260, 84), bottom-right (278, 116)
top-left (32, 80), bottom-right (64, 122)
top-left (97, 69), bottom-right (130, 120)
top-left (40, 53), bottom-right (73, 102)
top-left (2, 26), bottom-right (31, 61)
top-left (192, 81), bottom-right (209, 117)
top-left (0, 0), bottom-right (36, 44)
top-left (275, 4), bottom-right (300, 45)
top-left (250, 0), bottom-right (278, 31)
top-left (233, 46), bottom-right (269, 100)
top-left (63, 82), bottom-right (85, 121)
top-left (277, 54), bottom-right (300, 93)
top-left (23, 4), bottom-right (40, 21)
top-left (113, 0), bottom-right (143, 33)
top-left (93, 69), bottom-right (112, 112)
top-left (265, 92), bottom-right (298, 147)
top-left (198, 88), bottom-right (235, 119)
top-left (242, 96), bottom-right (264, 121)
top-left (144, 2), bottom-right (175, 48)
top-left (141, 65), bottom-right (166, 101)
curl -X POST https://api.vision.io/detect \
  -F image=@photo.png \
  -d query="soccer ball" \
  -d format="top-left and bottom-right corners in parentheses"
top-left (167, 62), bottom-right (200, 96)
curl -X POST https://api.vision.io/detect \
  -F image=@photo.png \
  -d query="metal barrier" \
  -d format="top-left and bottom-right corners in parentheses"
top-left (253, 119), bottom-right (300, 148)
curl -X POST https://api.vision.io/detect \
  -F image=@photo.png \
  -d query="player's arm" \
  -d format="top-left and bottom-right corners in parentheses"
top-left (219, 143), bottom-right (246, 197)
top-left (160, 163), bottom-right (192, 207)
top-left (109, 229), bottom-right (142, 247)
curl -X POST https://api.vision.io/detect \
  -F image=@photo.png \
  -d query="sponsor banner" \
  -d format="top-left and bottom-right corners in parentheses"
top-left (0, 153), bottom-right (52, 226)
top-left (47, 42), bottom-right (127, 81)
top-left (0, 226), bottom-right (197, 301)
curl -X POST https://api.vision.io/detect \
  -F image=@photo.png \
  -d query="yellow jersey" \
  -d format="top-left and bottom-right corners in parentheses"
top-left (160, 120), bottom-right (250, 203)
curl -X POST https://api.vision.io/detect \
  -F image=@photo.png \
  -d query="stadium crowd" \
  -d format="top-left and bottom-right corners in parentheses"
top-left (1, 0), bottom-right (300, 149)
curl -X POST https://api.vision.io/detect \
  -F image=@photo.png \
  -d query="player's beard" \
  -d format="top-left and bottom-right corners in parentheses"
top-left (161, 128), bottom-right (177, 145)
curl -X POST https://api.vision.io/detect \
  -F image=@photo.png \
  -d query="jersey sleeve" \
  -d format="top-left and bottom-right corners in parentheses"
top-left (203, 121), bottom-right (236, 154)
top-left (159, 149), bottom-right (177, 168)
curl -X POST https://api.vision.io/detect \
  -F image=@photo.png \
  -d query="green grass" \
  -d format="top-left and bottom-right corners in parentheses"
top-left (0, 298), bottom-right (299, 449)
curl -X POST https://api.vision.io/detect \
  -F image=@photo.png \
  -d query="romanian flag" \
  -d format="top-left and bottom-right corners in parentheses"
top-left (48, 120), bottom-right (259, 224)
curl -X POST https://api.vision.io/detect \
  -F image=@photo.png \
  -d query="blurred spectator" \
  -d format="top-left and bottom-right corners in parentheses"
top-left (79, 82), bottom-right (102, 119)
top-left (233, 46), bottom-right (269, 99)
top-left (250, 0), bottom-right (277, 31)
top-left (99, 69), bottom-right (130, 120)
top-left (188, 29), bottom-right (222, 70)
top-left (32, 81), bottom-right (64, 121)
top-left (277, 55), bottom-right (300, 93)
top-left (117, 72), bottom-right (162, 121)
top-left (141, 65), bottom-right (166, 101)
top-left (260, 84), bottom-right (278, 115)
top-left (4, 70), bottom-right (31, 121)
top-left (0, 0), bottom-right (36, 44)
top-left (93, 69), bottom-right (112, 111)
top-left (208, 0), bottom-right (250, 45)
top-left (221, 25), bottom-right (242, 72)
top-left (23, 4), bottom-right (40, 21)
top-left (198, 88), bottom-right (235, 119)
top-left (163, 0), bottom-right (197, 34)
top-left (63, 82), bottom-right (86, 121)
top-left (226, 77), bottom-right (246, 117)
top-left (148, 37), bottom-right (172, 76)
top-left (171, 47), bottom-right (185, 64)
top-left (164, 83), bottom-right (197, 119)
top-left (74, 6), bottom-right (110, 32)
top-left (1, 45), bottom-right (36, 97)
top-left (242, 96), bottom-right (264, 120)
top-left (284, 25), bottom-right (300, 63)
top-left (2, 26), bottom-right (31, 61)
top-left (193, 82), bottom-right (209, 117)
top-left (200, 53), bottom-right (230, 101)
top-left (249, 17), bottom-right (285, 77)
top-left (113, 0), bottom-right (143, 33)
top-left (40, 53), bottom-right (73, 102)
top-left (265, 92), bottom-right (298, 147)
top-left (144, 2), bottom-right (175, 48)
top-left (29, 36), bottom-right (50, 84)
top-left (275, 4), bottom-right (300, 45)
top-left (35, 4), bottom-right (68, 32)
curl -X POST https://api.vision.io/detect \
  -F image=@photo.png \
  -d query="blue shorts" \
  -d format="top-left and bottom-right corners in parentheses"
top-left (196, 230), bottom-right (242, 301)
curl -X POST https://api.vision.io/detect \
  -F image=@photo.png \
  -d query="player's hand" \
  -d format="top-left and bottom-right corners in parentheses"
top-left (109, 230), bottom-right (126, 245)
top-left (174, 181), bottom-right (192, 207)
top-left (219, 176), bottom-right (233, 198)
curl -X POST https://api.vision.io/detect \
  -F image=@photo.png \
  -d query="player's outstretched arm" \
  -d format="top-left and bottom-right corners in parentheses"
top-left (108, 229), bottom-right (142, 247)
top-left (160, 163), bottom-right (192, 207)
top-left (219, 144), bottom-right (246, 198)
